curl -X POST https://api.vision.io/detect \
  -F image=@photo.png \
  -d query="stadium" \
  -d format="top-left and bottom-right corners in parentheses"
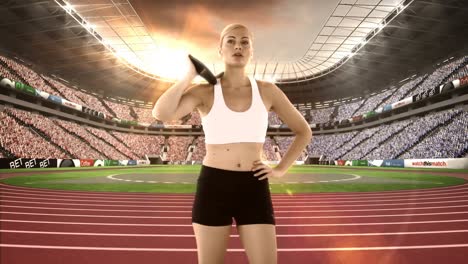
top-left (0, 0), bottom-right (467, 263)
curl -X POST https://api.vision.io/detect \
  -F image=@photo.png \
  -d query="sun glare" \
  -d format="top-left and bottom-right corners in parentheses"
top-left (112, 36), bottom-right (208, 83)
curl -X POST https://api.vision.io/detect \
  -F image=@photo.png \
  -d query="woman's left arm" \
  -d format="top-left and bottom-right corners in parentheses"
top-left (252, 83), bottom-right (313, 179)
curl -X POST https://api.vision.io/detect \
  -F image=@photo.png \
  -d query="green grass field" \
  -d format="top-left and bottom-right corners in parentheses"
top-left (0, 165), bottom-right (466, 194)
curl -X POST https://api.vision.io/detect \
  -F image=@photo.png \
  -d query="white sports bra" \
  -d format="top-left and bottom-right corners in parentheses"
top-left (201, 76), bottom-right (268, 144)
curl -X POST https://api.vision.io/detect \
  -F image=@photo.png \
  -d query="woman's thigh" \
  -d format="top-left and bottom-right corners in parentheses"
top-left (192, 223), bottom-right (232, 264)
top-left (238, 224), bottom-right (277, 264)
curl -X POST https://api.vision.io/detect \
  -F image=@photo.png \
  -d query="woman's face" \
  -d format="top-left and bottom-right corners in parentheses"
top-left (219, 27), bottom-right (253, 67)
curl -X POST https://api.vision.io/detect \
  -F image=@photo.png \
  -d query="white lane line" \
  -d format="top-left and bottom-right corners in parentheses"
top-left (276, 211), bottom-right (468, 219)
top-left (107, 174), bottom-right (362, 184)
top-left (3, 204), bottom-right (468, 213)
top-left (4, 189), bottom-right (468, 202)
top-left (2, 211), bottom-right (468, 219)
top-left (3, 194), bottom-right (468, 204)
top-left (107, 175), bottom-right (199, 185)
top-left (277, 244), bottom-right (468, 251)
top-left (1, 183), bottom-right (467, 198)
top-left (303, 174), bottom-right (361, 183)
top-left (0, 230), bottom-right (195, 237)
top-left (0, 205), bottom-right (188, 213)
top-left (3, 229), bottom-right (468, 238)
top-left (0, 200), bottom-right (192, 207)
top-left (0, 184), bottom-right (195, 197)
top-left (2, 219), bottom-right (468, 227)
top-left (3, 199), bottom-right (468, 208)
top-left (2, 244), bottom-right (468, 252)
top-left (0, 212), bottom-right (186, 219)
top-left (3, 182), bottom-right (468, 195)
top-left (0, 196), bottom-right (193, 204)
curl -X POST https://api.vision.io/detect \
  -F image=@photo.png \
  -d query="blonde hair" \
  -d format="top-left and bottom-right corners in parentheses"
top-left (219, 23), bottom-right (253, 47)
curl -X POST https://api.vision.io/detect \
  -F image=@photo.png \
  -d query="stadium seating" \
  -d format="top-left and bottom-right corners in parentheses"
top-left (400, 109), bottom-right (467, 159)
top-left (336, 98), bottom-right (366, 120)
top-left (110, 131), bottom-right (165, 157)
top-left (305, 131), bottom-right (358, 160)
top-left (0, 55), bottom-right (57, 95)
top-left (167, 136), bottom-right (194, 162)
top-left (354, 88), bottom-right (396, 116)
top-left (263, 137), bottom-right (278, 161)
top-left (2, 53), bottom-right (466, 128)
top-left (309, 107), bottom-right (334, 124)
top-left (191, 136), bottom-right (207, 162)
top-left (1, 52), bottom-right (467, 162)
top-left (0, 107), bottom-right (68, 159)
top-left (376, 75), bottom-right (426, 109)
top-left (268, 112), bottom-right (283, 125)
top-left (410, 57), bottom-right (467, 96)
top-left (56, 119), bottom-right (131, 160)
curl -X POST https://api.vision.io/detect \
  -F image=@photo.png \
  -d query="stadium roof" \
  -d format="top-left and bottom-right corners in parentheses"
top-left (0, 0), bottom-right (467, 103)
top-left (53, 0), bottom-right (410, 83)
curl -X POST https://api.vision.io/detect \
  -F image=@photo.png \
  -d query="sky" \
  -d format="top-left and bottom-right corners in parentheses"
top-left (129, 0), bottom-right (340, 64)
top-left (65, 0), bottom-right (401, 82)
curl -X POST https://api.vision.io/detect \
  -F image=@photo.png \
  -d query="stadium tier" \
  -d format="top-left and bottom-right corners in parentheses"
top-left (0, 103), bottom-right (466, 163)
top-left (0, 53), bottom-right (467, 163)
top-left (1, 54), bottom-right (466, 127)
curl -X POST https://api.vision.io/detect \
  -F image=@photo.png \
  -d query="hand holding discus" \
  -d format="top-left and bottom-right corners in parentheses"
top-left (188, 54), bottom-right (218, 85)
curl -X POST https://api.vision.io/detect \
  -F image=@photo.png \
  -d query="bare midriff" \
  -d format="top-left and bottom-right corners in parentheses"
top-left (202, 142), bottom-right (264, 171)
top-left (198, 80), bottom-right (271, 172)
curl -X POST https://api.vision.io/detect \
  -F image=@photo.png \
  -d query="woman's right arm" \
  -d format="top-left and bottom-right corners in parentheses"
top-left (152, 58), bottom-right (203, 122)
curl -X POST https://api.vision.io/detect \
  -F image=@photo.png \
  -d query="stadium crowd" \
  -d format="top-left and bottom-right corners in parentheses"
top-left (1, 53), bottom-right (466, 127)
top-left (451, 64), bottom-right (468, 80)
top-left (306, 131), bottom-right (358, 160)
top-left (400, 109), bottom-right (467, 159)
top-left (0, 55), bottom-right (57, 95)
top-left (332, 128), bottom-right (379, 160)
top-left (0, 52), bottom-right (467, 162)
top-left (0, 107), bottom-right (68, 159)
top-left (268, 112), bottom-right (283, 125)
top-left (309, 107), bottom-right (334, 124)
top-left (354, 88), bottom-right (396, 116)
top-left (0, 64), bottom-right (19, 83)
top-left (0, 103), bottom-right (466, 162)
top-left (336, 98), bottom-right (366, 121)
top-left (340, 120), bottom-right (413, 160)
top-left (376, 75), bottom-right (427, 109)
top-left (411, 57), bottom-right (467, 96)
top-left (5, 106), bottom-right (103, 159)
top-left (166, 136), bottom-right (194, 162)
top-left (363, 109), bottom-right (460, 160)
top-left (110, 131), bottom-right (165, 157)
top-left (263, 137), bottom-right (278, 161)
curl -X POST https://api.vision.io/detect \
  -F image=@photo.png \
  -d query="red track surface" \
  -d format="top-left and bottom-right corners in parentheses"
top-left (1, 182), bottom-right (468, 263)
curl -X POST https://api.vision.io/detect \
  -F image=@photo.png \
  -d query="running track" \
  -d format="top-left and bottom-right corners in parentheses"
top-left (1, 182), bottom-right (468, 263)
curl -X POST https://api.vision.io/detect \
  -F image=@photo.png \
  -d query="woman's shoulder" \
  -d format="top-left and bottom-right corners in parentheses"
top-left (256, 79), bottom-right (275, 88)
top-left (255, 79), bottom-right (277, 96)
top-left (254, 79), bottom-right (277, 111)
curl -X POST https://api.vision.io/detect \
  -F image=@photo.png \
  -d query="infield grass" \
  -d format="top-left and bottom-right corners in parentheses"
top-left (1, 165), bottom-right (466, 194)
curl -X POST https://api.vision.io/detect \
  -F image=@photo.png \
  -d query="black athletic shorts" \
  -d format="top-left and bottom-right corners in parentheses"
top-left (192, 164), bottom-right (276, 226)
